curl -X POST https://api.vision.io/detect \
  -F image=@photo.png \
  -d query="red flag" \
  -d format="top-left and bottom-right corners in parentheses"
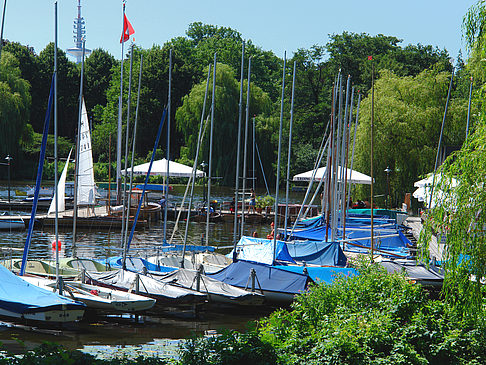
top-left (368, 55), bottom-right (373, 61)
top-left (120, 14), bottom-right (135, 43)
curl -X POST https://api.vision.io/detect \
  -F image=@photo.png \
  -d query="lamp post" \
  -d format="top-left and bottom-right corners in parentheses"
top-left (384, 166), bottom-right (391, 209)
top-left (0, 155), bottom-right (12, 204)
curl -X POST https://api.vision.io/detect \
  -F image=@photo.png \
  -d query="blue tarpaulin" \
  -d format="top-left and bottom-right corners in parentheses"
top-left (0, 265), bottom-right (84, 314)
top-left (208, 260), bottom-right (311, 294)
top-left (101, 256), bottom-right (176, 273)
top-left (284, 240), bottom-right (347, 266)
top-left (274, 265), bottom-right (358, 284)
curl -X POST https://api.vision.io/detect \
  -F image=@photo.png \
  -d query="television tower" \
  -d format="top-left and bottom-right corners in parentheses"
top-left (67, 0), bottom-right (91, 63)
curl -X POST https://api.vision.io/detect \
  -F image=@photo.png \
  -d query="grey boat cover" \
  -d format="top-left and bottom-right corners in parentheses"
top-left (378, 260), bottom-right (444, 285)
top-left (150, 269), bottom-right (264, 304)
top-left (86, 269), bottom-right (206, 304)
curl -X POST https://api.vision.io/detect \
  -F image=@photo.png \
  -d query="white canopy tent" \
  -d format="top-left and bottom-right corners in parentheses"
top-left (121, 158), bottom-right (205, 178)
top-left (412, 173), bottom-right (458, 208)
top-left (293, 166), bottom-right (373, 185)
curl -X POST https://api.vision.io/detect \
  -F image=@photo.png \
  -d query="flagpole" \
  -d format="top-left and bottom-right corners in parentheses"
top-left (116, 1), bottom-right (126, 204)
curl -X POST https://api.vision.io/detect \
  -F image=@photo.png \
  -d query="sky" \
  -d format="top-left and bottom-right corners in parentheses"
top-left (1, 0), bottom-right (479, 62)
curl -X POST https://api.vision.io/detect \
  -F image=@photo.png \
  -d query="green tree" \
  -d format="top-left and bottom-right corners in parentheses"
top-left (353, 68), bottom-right (468, 204)
top-left (84, 48), bottom-right (116, 116)
top-left (0, 51), bottom-right (31, 167)
top-left (36, 43), bottom-right (79, 139)
top-left (176, 63), bottom-right (272, 186)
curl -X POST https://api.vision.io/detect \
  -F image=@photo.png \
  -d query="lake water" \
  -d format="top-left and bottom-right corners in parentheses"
top-left (0, 183), bottom-right (306, 357)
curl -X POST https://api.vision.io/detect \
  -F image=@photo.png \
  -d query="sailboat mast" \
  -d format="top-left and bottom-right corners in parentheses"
top-left (121, 43), bottom-right (134, 249)
top-left (164, 49), bottom-right (172, 243)
top-left (182, 66), bottom-right (211, 265)
top-left (252, 117), bottom-right (256, 191)
top-left (240, 57), bottom-right (252, 233)
top-left (370, 60), bottom-right (375, 260)
top-left (232, 41), bottom-right (245, 256)
top-left (206, 53), bottom-right (217, 247)
top-left (124, 54), bottom-right (143, 249)
top-left (273, 53), bottom-right (286, 263)
top-left (116, 2), bottom-right (126, 204)
top-left (0, 0), bottom-right (7, 59)
top-left (284, 61), bottom-right (297, 237)
top-left (466, 76), bottom-right (473, 139)
top-left (54, 1), bottom-right (60, 289)
top-left (73, 39), bottom-right (86, 250)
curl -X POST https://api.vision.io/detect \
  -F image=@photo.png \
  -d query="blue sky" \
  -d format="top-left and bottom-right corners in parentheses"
top-left (2, 0), bottom-right (478, 62)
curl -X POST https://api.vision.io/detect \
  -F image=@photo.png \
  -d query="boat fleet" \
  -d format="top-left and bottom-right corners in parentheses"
top-left (0, 14), bottom-right (444, 328)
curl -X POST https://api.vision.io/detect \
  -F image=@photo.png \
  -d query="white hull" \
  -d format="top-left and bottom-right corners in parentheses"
top-left (0, 220), bottom-right (25, 230)
top-left (23, 277), bottom-right (155, 313)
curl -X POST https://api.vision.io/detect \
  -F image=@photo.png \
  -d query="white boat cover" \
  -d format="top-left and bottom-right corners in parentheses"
top-left (86, 269), bottom-right (206, 304)
top-left (293, 166), bottom-right (372, 184)
top-left (77, 99), bottom-right (96, 205)
top-left (122, 158), bottom-right (205, 178)
top-left (151, 268), bottom-right (264, 305)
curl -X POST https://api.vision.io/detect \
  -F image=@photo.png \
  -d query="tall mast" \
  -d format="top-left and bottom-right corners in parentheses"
top-left (240, 57), bottom-right (252, 233)
top-left (116, 3), bottom-right (126, 204)
top-left (73, 39), bottom-right (86, 251)
top-left (273, 53), bottom-right (286, 263)
top-left (466, 76), bottom-right (473, 139)
top-left (0, 0), bottom-right (7, 60)
top-left (164, 49), bottom-right (172, 243)
top-left (54, 1), bottom-right (60, 289)
top-left (121, 43), bottom-right (134, 250)
top-left (284, 61), bottom-right (297, 237)
top-left (233, 41), bottom-right (245, 253)
top-left (370, 60), bottom-right (375, 260)
top-left (206, 53), bottom-right (217, 247)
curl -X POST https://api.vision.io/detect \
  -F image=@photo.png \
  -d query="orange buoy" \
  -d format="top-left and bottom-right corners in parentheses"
top-left (51, 240), bottom-right (62, 249)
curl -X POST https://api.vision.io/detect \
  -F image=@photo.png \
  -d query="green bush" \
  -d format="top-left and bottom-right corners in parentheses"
top-left (257, 262), bottom-right (486, 364)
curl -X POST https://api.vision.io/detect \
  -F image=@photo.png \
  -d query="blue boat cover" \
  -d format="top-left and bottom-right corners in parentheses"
top-left (274, 265), bottom-right (358, 284)
top-left (101, 256), bottom-right (176, 273)
top-left (208, 260), bottom-right (311, 294)
top-left (232, 236), bottom-right (295, 265)
top-left (285, 240), bottom-right (347, 266)
top-left (344, 229), bottom-right (411, 258)
top-left (0, 265), bottom-right (84, 314)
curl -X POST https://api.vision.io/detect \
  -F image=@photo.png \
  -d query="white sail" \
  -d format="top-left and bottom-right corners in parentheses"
top-left (77, 99), bottom-right (96, 205)
top-left (48, 148), bottom-right (72, 215)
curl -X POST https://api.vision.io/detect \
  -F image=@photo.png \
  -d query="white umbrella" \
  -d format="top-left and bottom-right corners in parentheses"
top-left (122, 158), bottom-right (205, 178)
top-left (292, 166), bottom-right (373, 185)
top-left (413, 173), bottom-right (458, 208)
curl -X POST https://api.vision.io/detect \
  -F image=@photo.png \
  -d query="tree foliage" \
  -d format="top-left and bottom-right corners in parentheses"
top-left (353, 68), bottom-right (468, 204)
top-left (176, 63), bottom-right (272, 186)
top-left (0, 51), bottom-right (31, 163)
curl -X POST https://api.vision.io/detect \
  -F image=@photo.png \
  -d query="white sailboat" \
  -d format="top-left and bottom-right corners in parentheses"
top-left (76, 98), bottom-right (97, 207)
top-left (48, 149), bottom-right (72, 215)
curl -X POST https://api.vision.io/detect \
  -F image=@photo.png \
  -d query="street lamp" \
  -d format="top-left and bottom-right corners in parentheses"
top-left (384, 166), bottom-right (391, 209)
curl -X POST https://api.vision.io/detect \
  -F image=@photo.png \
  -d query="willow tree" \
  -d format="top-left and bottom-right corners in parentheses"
top-left (353, 68), bottom-right (467, 204)
top-left (176, 63), bottom-right (272, 186)
top-left (0, 51), bottom-right (31, 161)
top-left (418, 0), bottom-right (486, 317)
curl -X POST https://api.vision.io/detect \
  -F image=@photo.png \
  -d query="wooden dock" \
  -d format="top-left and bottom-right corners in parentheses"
top-left (0, 205), bottom-right (148, 230)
